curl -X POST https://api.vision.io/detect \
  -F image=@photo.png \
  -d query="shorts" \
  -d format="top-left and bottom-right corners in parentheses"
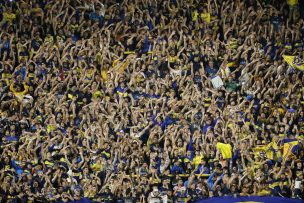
top-left (289, 4), bottom-right (299, 13)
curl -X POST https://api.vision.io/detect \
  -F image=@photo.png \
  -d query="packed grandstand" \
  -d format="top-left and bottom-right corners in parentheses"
top-left (0, 0), bottom-right (304, 202)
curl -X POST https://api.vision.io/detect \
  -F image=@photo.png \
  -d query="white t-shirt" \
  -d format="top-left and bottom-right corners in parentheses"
top-left (295, 180), bottom-right (301, 189)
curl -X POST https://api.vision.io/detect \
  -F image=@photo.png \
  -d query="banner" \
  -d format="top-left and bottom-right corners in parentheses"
top-left (253, 145), bottom-right (273, 159)
top-left (194, 196), bottom-right (303, 203)
top-left (282, 55), bottom-right (304, 71)
top-left (253, 141), bottom-right (281, 161)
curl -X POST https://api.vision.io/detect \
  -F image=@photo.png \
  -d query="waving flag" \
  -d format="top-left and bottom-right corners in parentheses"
top-left (253, 141), bottom-right (281, 160)
top-left (216, 142), bottom-right (232, 159)
top-left (282, 55), bottom-right (304, 71)
top-left (282, 138), bottom-right (299, 159)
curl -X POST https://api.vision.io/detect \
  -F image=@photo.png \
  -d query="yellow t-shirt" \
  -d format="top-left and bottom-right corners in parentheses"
top-left (91, 163), bottom-right (103, 172)
top-left (2, 73), bottom-right (12, 84)
top-left (9, 83), bottom-right (29, 100)
top-left (287, 0), bottom-right (298, 6)
top-left (192, 155), bottom-right (203, 167)
top-left (201, 13), bottom-right (211, 23)
top-left (149, 177), bottom-right (161, 184)
top-left (229, 38), bottom-right (238, 49)
top-left (84, 190), bottom-right (96, 198)
top-left (3, 12), bottom-right (16, 23)
top-left (44, 35), bottom-right (54, 43)
top-left (192, 11), bottom-right (199, 21)
top-left (203, 97), bottom-right (211, 107)
top-left (85, 68), bottom-right (94, 79)
top-left (101, 70), bottom-right (108, 82)
top-left (93, 91), bottom-right (103, 99)
top-left (168, 56), bottom-right (178, 63)
top-left (46, 124), bottom-right (56, 133)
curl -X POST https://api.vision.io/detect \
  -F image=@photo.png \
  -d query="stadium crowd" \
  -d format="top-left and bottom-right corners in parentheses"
top-left (0, 0), bottom-right (304, 202)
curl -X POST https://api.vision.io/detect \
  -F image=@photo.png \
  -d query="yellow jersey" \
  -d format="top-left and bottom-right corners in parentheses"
top-left (287, 0), bottom-right (298, 6)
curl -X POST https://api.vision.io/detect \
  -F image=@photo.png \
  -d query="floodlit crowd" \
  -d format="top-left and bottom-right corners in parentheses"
top-left (0, 0), bottom-right (304, 202)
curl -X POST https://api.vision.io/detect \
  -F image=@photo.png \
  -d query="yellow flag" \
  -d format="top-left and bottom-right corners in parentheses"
top-left (267, 141), bottom-right (281, 160)
top-left (283, 55), bottom-right (304, 71)
top-left (112, 59), bottom-right (119, 68)
top-left (216, 143), bottom-right (232, 159)
top-left (112, 59), bottom-right (129, 74)
top-left (118, 60), bottom-right (129, 73)
top-left (253, 145), bottom-right (269, 158)
top-left (283, 139), bottom-right (298, 159)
